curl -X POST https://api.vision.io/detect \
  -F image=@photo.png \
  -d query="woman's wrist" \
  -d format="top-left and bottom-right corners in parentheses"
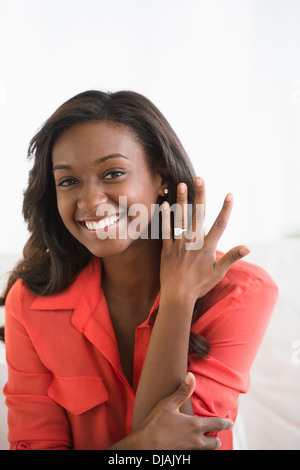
top-left (159, 290), bottom-right (195, 318)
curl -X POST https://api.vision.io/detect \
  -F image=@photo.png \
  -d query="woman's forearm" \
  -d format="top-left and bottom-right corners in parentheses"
top-left (132, 293), bottom-right (195, 431)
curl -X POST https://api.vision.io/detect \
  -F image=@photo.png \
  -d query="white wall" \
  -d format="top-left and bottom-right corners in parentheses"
top-left (1, 0), bottom-right (300, 256)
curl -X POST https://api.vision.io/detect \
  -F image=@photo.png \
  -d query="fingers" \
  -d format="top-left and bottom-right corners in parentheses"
top-left (198, 417), bottom-right (234, 450)
top-left (174, 179), bottom-right (206, 245)
top-left (161, 201), bottom-right (172, 252)
top-left (215, 245), bottom-right (250, 275)
top-left (192, 416), bottom-right (234, 450)
top-left (174, 183), bottom-right (188, 240)
top-left (201, 436), bottom-right (222, 450)
top-left (204, 193), bottom-right (234, 249)
top-left (188, 176), bottom-right (205, 244)
top-left (158, 372), bottom-right (234, 451)
top-left (162, 181), bottom-right (249, 270)
top-left (166, 372), bottom-right (196, 411)
top-left (197, 416), bottom-right (234, 434)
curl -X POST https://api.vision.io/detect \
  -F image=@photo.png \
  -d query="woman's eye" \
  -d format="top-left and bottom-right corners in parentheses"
top-left (103, 170), bottom-right (124, 179)
top-left (57, 178), bottom-right (77, 187)
top-left (56, 171), bottom-right (124, 186)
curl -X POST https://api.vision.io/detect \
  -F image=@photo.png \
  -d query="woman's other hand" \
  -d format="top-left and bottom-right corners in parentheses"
top-left (111, 372), bottom-right (233, 450)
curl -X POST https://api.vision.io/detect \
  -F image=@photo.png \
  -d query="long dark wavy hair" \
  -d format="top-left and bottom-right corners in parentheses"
top-left (0, 90), bottom-right (209, 358)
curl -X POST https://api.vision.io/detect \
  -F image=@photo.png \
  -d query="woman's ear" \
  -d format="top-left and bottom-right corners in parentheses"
top-left (156, 166), bottom-right (169, 197)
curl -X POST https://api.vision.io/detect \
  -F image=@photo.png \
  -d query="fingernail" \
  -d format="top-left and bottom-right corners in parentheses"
top-left (239, 246), bottom-right (250, 256)
top-left (184, 372), bottom-right (194, 385)
top-left (178, 183), bottom-right (186, 193)
top-left (162, 201), bottom-right (169, 211)
top-left (225, 193), bottom-right (233, 201)
top-left (195, 177), bottom-right (203, 187)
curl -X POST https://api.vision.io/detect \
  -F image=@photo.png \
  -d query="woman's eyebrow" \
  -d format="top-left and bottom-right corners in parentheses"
top-left (52, 153), bottom-right (129, 172)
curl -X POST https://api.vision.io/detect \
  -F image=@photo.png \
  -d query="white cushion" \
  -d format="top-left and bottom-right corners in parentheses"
top-left (237, 239), bottom-right (300, 449)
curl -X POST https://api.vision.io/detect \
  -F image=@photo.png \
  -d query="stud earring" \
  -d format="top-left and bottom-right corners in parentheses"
top-left (163, 188), bottom-right (169, 195)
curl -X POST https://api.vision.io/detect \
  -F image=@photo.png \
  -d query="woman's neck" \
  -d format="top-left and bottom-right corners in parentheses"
top-left (100, 238), bottom-right (162, 305)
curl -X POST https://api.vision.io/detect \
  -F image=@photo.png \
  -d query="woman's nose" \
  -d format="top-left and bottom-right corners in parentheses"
top-left (77, 182), bottom-right (108, 214)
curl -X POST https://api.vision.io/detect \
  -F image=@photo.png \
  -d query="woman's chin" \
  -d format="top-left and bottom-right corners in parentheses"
top-left (84, 237), bottom-right (133, 259)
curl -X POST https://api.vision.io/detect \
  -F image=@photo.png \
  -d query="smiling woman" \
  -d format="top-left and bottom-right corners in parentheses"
top-left (0, 90), bottom-right (278, 450)
top-left (1, 91), bottom-right (195, 298)
top-left (51, 120), bottom-right (165, 258)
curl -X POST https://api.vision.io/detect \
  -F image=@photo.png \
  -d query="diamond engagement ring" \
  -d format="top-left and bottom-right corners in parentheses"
top-left (174, 227), bottom-right (188, 236)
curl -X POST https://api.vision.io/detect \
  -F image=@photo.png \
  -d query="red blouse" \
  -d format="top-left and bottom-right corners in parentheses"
top-left (3, 253), bottom-right (278, 450)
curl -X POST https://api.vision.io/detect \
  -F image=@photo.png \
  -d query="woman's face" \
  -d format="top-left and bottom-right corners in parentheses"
top-left (52, 121), bottom-right (166, 258)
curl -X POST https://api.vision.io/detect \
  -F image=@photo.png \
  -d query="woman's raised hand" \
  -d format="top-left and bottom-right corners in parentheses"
top-left (160, 177), bottom-right (250, 303)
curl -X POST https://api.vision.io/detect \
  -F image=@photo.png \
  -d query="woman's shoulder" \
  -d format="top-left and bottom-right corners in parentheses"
top-left (216, 249), bottom-right (278, 290)
top-left (5, 257), bottom-right (101, 318)
top-left (200, 251), bottom-right (279, 312)
top-left (5, 278), bottom-right (37, 317)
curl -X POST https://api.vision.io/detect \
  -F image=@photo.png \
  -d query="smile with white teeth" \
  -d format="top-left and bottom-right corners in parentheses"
top-left (83, 214), bottom-right (122, 230)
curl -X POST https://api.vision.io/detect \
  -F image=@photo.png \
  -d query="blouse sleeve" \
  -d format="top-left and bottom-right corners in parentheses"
top-left (189, 261), bottom-right (279, 422)
top-left (3, 280), bottom-right (72, 450)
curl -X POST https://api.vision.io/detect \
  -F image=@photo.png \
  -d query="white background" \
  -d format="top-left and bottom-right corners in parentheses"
top-left (0, 0), bottom-right (300, 256)
top-left (1, 1), bottom-right (300, 450)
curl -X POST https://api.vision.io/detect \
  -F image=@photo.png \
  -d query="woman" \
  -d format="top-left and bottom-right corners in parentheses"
top-left (1, 90), bottom-right (278, 450)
